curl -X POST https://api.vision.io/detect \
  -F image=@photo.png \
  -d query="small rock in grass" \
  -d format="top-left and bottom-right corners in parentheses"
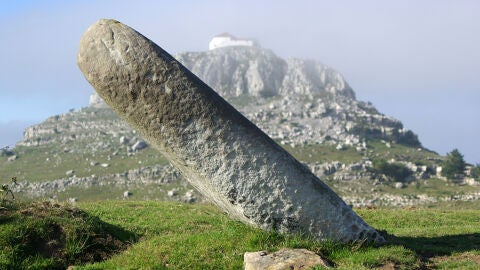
top-left (167, 189), bottom-right (178, 197)
top-left (244, 248), bottom-right (331, 270)
top-left (394, 182), bottom-right (405, 189)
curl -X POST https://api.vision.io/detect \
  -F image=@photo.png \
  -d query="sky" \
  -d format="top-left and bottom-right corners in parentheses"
top-left (0, 0), bottom-right (479, 164)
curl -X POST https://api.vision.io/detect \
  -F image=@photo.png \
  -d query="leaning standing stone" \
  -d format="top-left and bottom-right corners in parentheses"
top-left (77, 19), bottom-right (385, 244)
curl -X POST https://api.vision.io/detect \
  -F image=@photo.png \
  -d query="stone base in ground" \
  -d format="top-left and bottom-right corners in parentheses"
top-left (244, 248), bottom-right (331, 270)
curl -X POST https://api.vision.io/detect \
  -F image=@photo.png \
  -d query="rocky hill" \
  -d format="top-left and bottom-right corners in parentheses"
top-left (20, 46), bottom-right (420, 150)
top-left (176, 46), bottom-right (420, 148)
top-left (2, 46), bottom-right (478, 207)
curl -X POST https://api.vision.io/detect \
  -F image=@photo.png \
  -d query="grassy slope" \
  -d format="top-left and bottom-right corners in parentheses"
top-left (0, 137), bottom-right (440, 184)
top-left (281, 139), bottom-right (441, 165)
top-left (1, 109), bottom-right (477, 268)
top-left (0, 145), bottom-right (168, 183)
top-left (4, 140), bottom-right (472, 205)
top-left (71, 201), bottom-right (479, 270)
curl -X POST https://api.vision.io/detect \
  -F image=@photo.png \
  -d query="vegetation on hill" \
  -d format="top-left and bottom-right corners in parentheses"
top-left (2, 137), bottom-right (479, 208)
top-left (370, 159), bottom-right (412, 182)
top-left (442, 149), bottom-right (467, 179)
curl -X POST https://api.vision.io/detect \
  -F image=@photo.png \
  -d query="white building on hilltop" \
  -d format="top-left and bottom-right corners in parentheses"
top-left (89, 93), bottom-right (108, 108)
top-left (208, 33), bottom-right (257, 50)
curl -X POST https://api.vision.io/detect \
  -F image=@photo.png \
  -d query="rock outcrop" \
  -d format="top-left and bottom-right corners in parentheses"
top-left (176, 44), bottom-right (419, 148)
top-left (176, 47), bottom-right (354, 100)
top-left (77, 19), bottom-right (385, 243)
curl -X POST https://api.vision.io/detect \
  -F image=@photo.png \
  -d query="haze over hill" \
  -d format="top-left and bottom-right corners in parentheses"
top-left (2, 44), bottom-right (478, 207)
top-left (175, 45), bottom-right (420, 147)
top-left (0, 1), bottom-right (479, 164)
top-left (21, 45), bottom-right (421, 151)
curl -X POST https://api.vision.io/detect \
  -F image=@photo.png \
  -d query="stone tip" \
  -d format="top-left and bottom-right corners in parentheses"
top-left (94, 18), bottom-right (121, 25)
top-left (77, 18), bottom-right (140, 105)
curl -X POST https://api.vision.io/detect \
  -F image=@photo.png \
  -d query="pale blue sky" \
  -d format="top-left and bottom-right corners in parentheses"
top-left (1, 0), bottom-right (479, 163)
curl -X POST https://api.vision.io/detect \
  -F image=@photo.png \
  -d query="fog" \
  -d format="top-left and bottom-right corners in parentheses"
top-left (1, 0), bottom-right (479, 163)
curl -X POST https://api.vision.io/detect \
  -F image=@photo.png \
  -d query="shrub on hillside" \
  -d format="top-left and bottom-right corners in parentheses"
top-left (469, 164), bottom-right (480, 180)
top-left (371, 159), bottom-right (412, 182)
top-left (442, 149), bottom-right (466, 180)
top-left (1, 177), bottom-right (17, 206)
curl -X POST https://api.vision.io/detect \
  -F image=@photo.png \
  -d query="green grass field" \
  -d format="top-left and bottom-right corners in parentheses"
top-left (2, 201), bottom-right (478, 269)
top-left (1, 118), bottom-right (478, 269)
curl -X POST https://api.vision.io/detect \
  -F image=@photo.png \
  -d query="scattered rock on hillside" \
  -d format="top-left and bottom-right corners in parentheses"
top-left (184, 190), bottom-right (196, 203)
top-left (167, 189), bottom-right (178, 197)
top-left (119, 136), bottom-right (129, 145)
top-left (66, 170), bottom-right (75, 177)
top-left (395, 182), bottom-right (405, 189)
top-left (132, 140), bottom-right (148, 151)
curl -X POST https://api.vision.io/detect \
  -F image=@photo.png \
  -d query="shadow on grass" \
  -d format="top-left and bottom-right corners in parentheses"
top-left (0, 204), bottom-right (17, 224)
top-left (0, 201), bottom-right (139, 269)
top-left (386, 233), bottom-right (480, 258)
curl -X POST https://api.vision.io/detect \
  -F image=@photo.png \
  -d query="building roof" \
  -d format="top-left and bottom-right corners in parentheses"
top-left (214, 32), bottom-right (239, 40)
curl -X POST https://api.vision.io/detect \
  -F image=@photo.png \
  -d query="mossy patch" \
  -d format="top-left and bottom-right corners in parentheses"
top-left (0, 201), bottom-right (137, 269)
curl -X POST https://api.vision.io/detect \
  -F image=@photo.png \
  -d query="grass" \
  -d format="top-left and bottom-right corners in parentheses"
top-left (277, 138), bottom-right (441, 166)
top-left (53, 181), bottom-right (196, 202)
top-left (2, 137), bottom-right (476, 208)
top-left (0, 107), bottom-right (169, 183)
top-left (0, 201), bottom-right (137, 269)
top-left (366, 140), bottom-right (441, 166)
top-left (1, 201), bottom-right (478, 269)
top-left (229, 94), bottom-right (260, 107)
top-left (1, 107), bottom-right (477, 268)
top-left (280, 143), bottom-right (364, 164)
top-left (0, 129), bottom-right (441, 185)
top-left (373, 177), bottom-right (479, 197)
top-left (0, 145), bottom-right (168, 184)
top-left (68, 201), bottom-right (479, 269)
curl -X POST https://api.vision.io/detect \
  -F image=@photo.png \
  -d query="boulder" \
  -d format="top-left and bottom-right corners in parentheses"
top-left (244, 248), bottom-right (331, 270)
top-left (119, 136), bottom-right (129, 145)
top-left (394, 182), bottom-right (405, 189)
top-left (77, 19), bottom-right (385, 244)
top-left (132, 140), bottom-right (148, 151)
top-left (184, 189), bottom-right (196, 203)
top-left (167, 189), bottom-right (178, 197)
